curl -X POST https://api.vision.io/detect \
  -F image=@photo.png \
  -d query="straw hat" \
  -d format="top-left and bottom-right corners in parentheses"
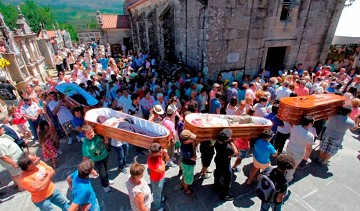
top-left (153, 105), bottom-right (164, 115)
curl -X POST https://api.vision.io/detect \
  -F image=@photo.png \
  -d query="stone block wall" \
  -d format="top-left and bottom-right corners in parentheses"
top-left (127, 0), bottom-right (345, 77)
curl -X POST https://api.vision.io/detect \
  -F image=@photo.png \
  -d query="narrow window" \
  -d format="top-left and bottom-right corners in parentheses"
top-left (280, 0), bottom-right (291, 21)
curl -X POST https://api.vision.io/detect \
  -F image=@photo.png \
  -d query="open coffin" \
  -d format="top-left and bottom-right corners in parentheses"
top-left (184, 113), bottom-right (272, 141)
top-left (84, 108), bottom-right (170, 149)
top-left (56, 83), bottom-right (99, 112)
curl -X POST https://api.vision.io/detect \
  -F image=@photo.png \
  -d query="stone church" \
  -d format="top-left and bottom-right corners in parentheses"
top-left (126, 0), bottom-right (345, 77)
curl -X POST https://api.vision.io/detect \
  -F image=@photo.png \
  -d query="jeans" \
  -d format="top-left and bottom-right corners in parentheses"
top-left (95, 155), bottom-right (109, 187)
top-left (28, 116), bottom-right (42, 140)
top-left (34, 189), bottom-right (70, 211)
top-left (113, 143), bottom-right (129, 169)
top-left (151, 178), bottom-right (165, 210)
top-left (260, 201), bottom-right (282, 211)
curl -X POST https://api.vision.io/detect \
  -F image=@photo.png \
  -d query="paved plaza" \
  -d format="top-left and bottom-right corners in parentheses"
top-left (1, 129), bottom-right (360, 211)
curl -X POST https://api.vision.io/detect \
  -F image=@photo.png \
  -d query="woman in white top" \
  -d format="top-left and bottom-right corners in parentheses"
top-left (67, 52), bottom-right (76, 71)
top-left (226, 96), bottom-right (239, 115)
top-left (126, 163), bottom-right (152, 211)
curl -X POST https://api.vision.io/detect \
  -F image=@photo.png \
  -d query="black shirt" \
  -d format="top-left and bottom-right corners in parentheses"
top-left (214, 141), bottom-right (234, 166)
top-left (269, 168), bottom-right (288, 194)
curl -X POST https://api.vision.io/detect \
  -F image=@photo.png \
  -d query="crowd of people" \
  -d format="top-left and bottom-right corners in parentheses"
top-left (0, 40), bottom-right (359, 211)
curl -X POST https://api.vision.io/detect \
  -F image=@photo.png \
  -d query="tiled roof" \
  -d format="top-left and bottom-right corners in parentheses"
top-left (37, 30), bottom-right (58, 39)
top-left (101, 14), bottom-right (131, 29)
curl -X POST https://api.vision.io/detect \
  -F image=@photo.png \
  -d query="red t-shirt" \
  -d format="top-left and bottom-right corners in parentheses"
top-left (147, 156), bottom-right (165, 182)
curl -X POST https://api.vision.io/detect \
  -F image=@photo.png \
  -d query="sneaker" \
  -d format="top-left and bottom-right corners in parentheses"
top-left (200, 173), bottom-right (211, 179)
top-left (68, 138), bottom-right (73, 145)
top-left (108, 180), bottom-right (114, 185)
top-left (161, 196), bottom-right (167, 202)
top-left (166, 161), bottom-right (177, 167)
top-left (103, 186), bottom-right (111, 193)
top-left (119, 168), bottom-right (127, 174)
top-left (76, 136), bottom-right (81, 142)
top-left (57, 149), bottom-right (64, 155)
top-left (222, 194), bottom-right (235, 201)
top-left (232, 167), bottom-right (240, 173)
top-left (124, 164), bottom-right (130, 168)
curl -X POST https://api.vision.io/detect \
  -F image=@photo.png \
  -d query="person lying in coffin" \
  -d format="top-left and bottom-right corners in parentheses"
top-left (97, 115), bottom-right (162, 137)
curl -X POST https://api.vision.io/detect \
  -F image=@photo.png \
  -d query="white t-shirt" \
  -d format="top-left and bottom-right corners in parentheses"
top-left (126, 178), bottom-right (152, 211)
top-left (48, 100), bottom-right (74, 125)
top-left (286, 125), bottom-right (314, 159)
top-left (102, 117), bottom-right (126, 146)
top-left (277, 121), bottom-right (291, 134)
top-left (275, 86), bottom-right (292, 100)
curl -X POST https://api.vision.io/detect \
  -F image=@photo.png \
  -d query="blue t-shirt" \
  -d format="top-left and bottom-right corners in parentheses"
top-left (264, 113), bottom-right (284, 133)
top-left (238, 90), bottom-right (246, 103)
top-left (99, 58), bottom-right (108, 69)
top-left (210, 98), bottom-right (221, 114)
top-left (70, 171), bottom-right (99, 211)
top-left (72, 117), bottom-right (85, 137)
top-left (253, 139), bottom-right (276, 164)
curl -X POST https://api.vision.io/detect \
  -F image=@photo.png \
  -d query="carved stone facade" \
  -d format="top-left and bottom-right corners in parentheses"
top-left (37, 24), bottom-right (56, 68)
top-left (127, 0), bottom-right (345, 77)
top-left (0, 12), bottom-right (48, 86)
top-left (13, 13), bottom-right (47, 81)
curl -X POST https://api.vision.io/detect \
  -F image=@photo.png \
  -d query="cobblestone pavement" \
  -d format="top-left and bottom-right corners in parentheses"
top-left (1, 129), bottom-right (360, 211)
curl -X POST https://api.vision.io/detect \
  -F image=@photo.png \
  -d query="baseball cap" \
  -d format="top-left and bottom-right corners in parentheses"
top-left (217, 128), bottom-right (233, 142)
top-left (180, 130), bottom-right (196, 140)
top-left (150, 142), bottom-right (162, 153)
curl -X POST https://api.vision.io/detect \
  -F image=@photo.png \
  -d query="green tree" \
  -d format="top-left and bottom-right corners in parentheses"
top-left (19, 0), bottom-right (55, 32)
top-left (58, 22), bottom-right (78, 41)
top-left (0, 1), bottom-right (18, 29)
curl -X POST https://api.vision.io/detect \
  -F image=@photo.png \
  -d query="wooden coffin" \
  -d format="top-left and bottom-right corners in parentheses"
top-left (278, 94), bottom-right (345, 125)
top-left (184, 113), bottom-right (272, 141)
top-left (55, 83), bottom-right (99, 112)
top-left (84, 108), bottom-right (170, 149)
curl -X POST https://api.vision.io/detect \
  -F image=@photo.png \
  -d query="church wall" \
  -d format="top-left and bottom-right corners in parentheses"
top-left (127, 0), bottom-right (345, 77)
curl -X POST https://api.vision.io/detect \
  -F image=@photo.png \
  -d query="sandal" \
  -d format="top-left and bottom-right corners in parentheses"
top-left (184, 188), bottom-right (196, 197)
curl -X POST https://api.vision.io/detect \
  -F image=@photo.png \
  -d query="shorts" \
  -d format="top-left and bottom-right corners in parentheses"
top-left (181, 163), bottom-right (195, 185)
top-left (16, 123), bottom-right (30, 134)
top-left (253, 157), bottom-right (270, 171)
top-left (320, 136), bottom-right (342, 156)
top-left (237, 149), bottom-right (249, 159)
top-left (8, 166), bottom-right (22, 176)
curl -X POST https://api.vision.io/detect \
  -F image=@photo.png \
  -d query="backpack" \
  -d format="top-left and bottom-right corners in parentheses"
top-left (255, 167), bottom-right (278, 203)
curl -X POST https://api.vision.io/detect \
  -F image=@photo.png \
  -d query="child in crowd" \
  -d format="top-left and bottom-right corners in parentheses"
top-left (8, 105), bottom-right (32, 139)
top-left (232, 138), bottom-right (250, 172)
top-left (37, 120), bottom-right (59, 168)
top-left (72, 106), bottom-right (85, 142)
